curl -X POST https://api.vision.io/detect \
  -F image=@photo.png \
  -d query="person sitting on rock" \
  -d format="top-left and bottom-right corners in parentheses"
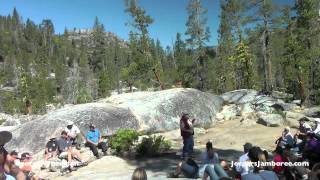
top-left (276, 127), bottom-right (294, 149)
top-left (242, 146), bottom-right (279, 180)
top-left (41, 136), bottom-right (58, 170)
top-left (65, 121), bottom-right (82, 149)
top-left (168, 141), bottom-right (229, 179)
top-left (57, 130), bottom-right (87, 171)
top-left (295, 117), bottom-right (312, 151)
top-left (313, 118), bottom-right (320, 136)
top-left (85, 124), bottom-right (108, 159)
top-left (303, 133), bottom-right (320, 169)
top-left (235, 142), bottom-right (253, 178)
top-left (180, 113), bottom-right (195, 158)
top-left (0, 131), bottom-right (25, 180)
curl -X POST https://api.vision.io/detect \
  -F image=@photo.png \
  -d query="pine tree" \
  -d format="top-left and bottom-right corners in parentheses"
top-left (185, 0), bottom-right (210, 90)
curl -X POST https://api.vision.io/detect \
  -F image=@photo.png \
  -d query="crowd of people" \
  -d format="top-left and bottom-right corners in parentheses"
top-left (0, 122), bottom-right (109, 180)
top-left (1, 113), bottom-right (320, 180)
top-left (165, 114), bottom-right (320, 180)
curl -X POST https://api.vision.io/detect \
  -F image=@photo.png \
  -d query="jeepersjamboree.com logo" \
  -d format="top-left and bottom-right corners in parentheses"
top-left (230, 161), bottom-right (309, 168)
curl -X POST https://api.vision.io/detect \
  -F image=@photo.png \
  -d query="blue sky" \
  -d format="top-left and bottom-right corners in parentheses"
top-left (0, 0), bottom-right (292, 47)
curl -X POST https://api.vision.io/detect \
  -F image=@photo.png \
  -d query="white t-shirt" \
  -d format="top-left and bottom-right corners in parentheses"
top-left (314, 123), bottom-right (320, 134)
top-left (236, 153), bottom-right (253, 176)
top-left (65, 125), bottom-right (80, 138)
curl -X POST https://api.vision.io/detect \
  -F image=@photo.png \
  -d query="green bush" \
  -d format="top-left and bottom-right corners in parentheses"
top-left (137, 135), bottom-right (172, 157)
top-left (109, 129), bottom-right (139, 153)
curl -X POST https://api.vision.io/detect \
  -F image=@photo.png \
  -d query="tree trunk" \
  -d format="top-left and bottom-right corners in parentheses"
top-left (262, 18), bottom-right (272, 93)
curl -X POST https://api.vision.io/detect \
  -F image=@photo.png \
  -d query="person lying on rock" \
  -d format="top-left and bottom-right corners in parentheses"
top-left (65, 121), bottom-right (82, 149)
top-left (168, 141), bottom-right (229, 179)
top-left (57, 130), bottom-right (87, 171)
top-left (85, 124), bottom-right (108, 159)
top-left (180, 113), bottom-right (195, 158)
top-left (0, 131), bottom-right (26, 180)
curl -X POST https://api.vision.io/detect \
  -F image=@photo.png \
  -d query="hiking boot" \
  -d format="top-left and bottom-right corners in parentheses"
top-left (96, 155), bottom-right (101, 159)
top-left (103, 151), bottom-right (108, 156)
top-left (69, 166), bottom-right (77, 171)
top-left (81, 161), bottom-right (88, 166)
top-left (40, 164), bottom-right (47, 170)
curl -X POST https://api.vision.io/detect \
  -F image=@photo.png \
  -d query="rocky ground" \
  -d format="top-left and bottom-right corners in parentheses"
top-left (2, 88), bottom-right (320, 179)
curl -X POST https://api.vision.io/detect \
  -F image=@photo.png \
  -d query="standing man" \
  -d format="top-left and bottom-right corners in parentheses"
top-left (65, 121), bottom-right (81, 149)
top-left (180, 113), bottom-right (195, 158)
top-left (85, 124), bottom-right (108, 159)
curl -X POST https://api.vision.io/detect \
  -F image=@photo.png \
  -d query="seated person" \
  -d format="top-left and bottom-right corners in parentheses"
top-left (57, 131), bottom-right (87, 170)
top-left (85, 124), bottom-right (108, 159)
top-left (295, 117), bottom-right (312, 151)
top-left (313, 118), bottom-right (320, 136)
top-left (235, 142), bottom-right (253, 178)
top-left (41, 137), bottom-right (58, 170)
top-left (303, 133), bottom-right (320, 169)
top-left (6, 151), bottom-right (20, 166)
top-left (168, 141), bottom-right (229, 179)
top-left (45, 137), bottom-right (58, 161)
top-left (132, 167), bottom-right (147, 180)
top-left (65, 121), bottom-right (81, 148)
top-left (0, 131), bottom-right (25, 180)
top-left (272, 146), bottom-right (288, 177)
top-left (19, 153), bottom-right (33, 177)
top-left (276, 127), bottom-right (294, 148)
top-left (242, 146), bottom-right (279, 180)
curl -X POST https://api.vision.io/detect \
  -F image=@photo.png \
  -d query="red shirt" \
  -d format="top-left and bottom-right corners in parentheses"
top-left (273, 154), bottom-right (288, 173)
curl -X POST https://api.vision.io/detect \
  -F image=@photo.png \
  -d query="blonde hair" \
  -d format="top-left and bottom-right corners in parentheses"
top-left (132, 167), bottom-right (147, 180)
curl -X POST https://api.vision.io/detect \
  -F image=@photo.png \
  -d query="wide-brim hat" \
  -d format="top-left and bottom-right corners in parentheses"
top-left (0, 131), bottom-right (12, 145)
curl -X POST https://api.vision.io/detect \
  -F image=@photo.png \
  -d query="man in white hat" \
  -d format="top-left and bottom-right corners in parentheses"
top-left (64, 121), bottom-right (81, 148)
top-left (276, 127), bottom-right (294, 148)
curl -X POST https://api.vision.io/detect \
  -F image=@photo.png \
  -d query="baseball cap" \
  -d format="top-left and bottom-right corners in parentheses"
top-left (67, 121), bottom-right (74, 126)
top-left (20, 152), bottom-right (32, 160)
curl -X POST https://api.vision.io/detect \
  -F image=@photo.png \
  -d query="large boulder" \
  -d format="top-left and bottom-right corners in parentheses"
top-left (7, 103), bottom-right (139, 153)
top-left (103, 88), bottom-right (223, 132)
top-left (257, 113), bottom-right (285, 127)
top-left (221, 89), bottom-right (258, 104)
top-left (285, 111), bottom-right (305, 128)
top-left (218, 104), bottom-right (240, 120)
top-left (7, 88), bottom-right (223, 153)
top-left (303, 107), bottom-right (320, 118)
top-left (221, 89), bottom-right (285, 114)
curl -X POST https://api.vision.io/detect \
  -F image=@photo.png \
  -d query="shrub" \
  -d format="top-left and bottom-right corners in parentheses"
top-left (109, 129), bottom-right (139, 153)
top-left (137, 135), bottom-right (172, 157)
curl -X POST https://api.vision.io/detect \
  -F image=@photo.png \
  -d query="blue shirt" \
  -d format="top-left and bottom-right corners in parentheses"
top-left (86, 129), bottom-right (101, 144)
